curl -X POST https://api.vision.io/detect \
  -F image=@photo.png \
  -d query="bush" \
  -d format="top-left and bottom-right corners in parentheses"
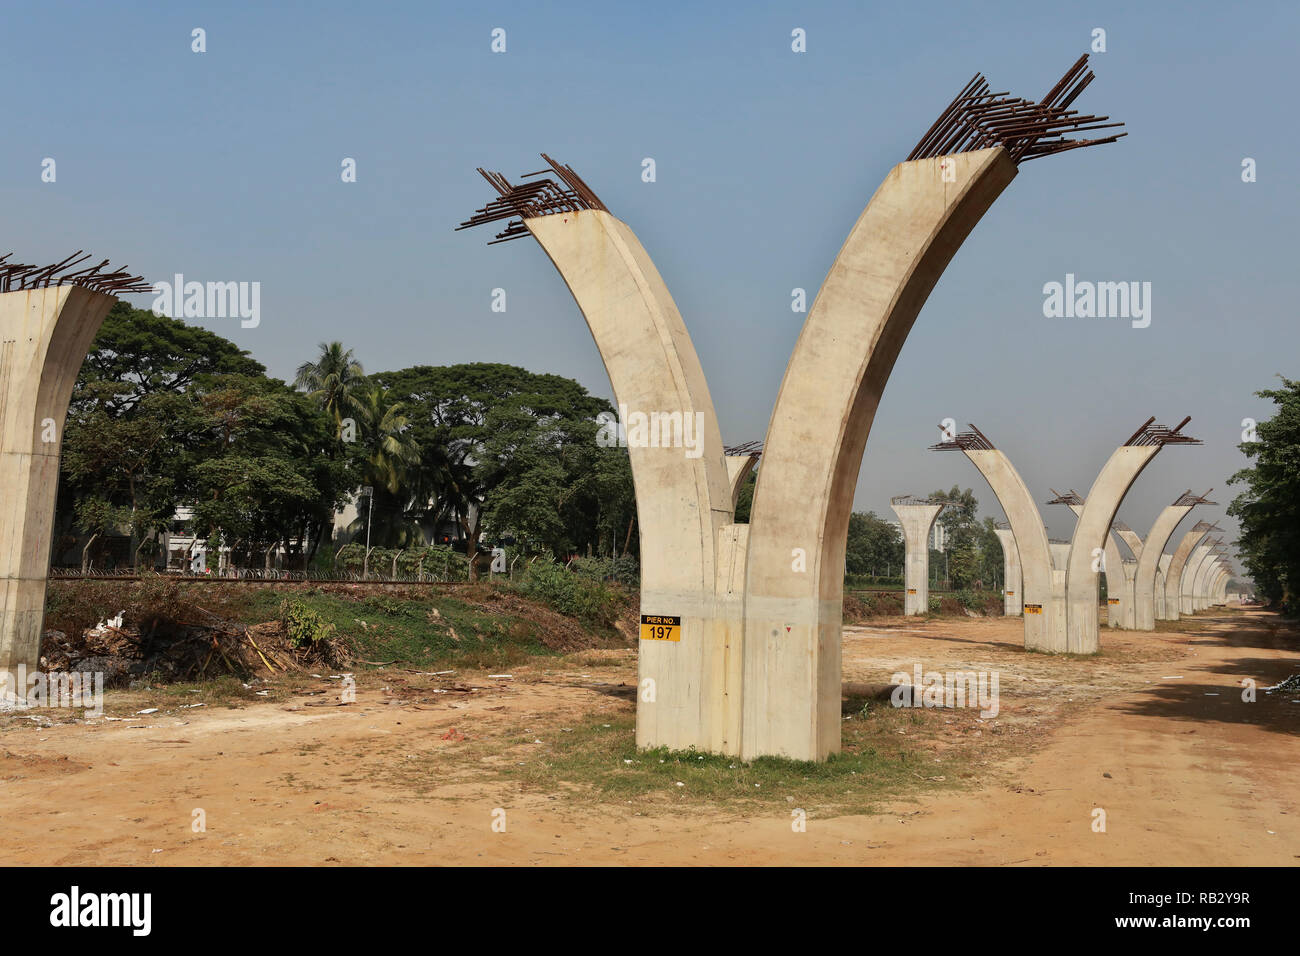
top-left (518, 557), bottom-right (620, 628)
top-left (281, 599), bottom-right (336, 649)
top-left (569, 555), bottom-right (640, 589)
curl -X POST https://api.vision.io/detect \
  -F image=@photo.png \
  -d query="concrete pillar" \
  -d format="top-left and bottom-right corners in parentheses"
top-left (1154, 554), bottom-right (1172, 619)
top-left (890, 498), bottom-right (945, 615)
top-left (1134, 500), bottom-right (1197, 630)
top-left (1180, 544), bottom-right (1212, 615)
top-left (1163, 522), bottom-right (1215, 621)
top-left (993, 525), bottom-right (1021, 616)
top-left (526, 210), bottom-right (739, 754)
top-left (1206, 568), bottom-right (1224, 606)
top-left (741, 147), bottom-right (1017, 760)
top-left (1, 286), bottom-right (118, 673)
top-left (1194, 555), bottom-right (1222, 611)
top-left (1063, 503), bottom-right (1129, 629)
top-left (1064, 445), bottom-right (1161, 654)
top-left (1111, 523), bottom-right (1142, 631)
top-left (953, 449), bottom-right (1057, 650)
top-left (1049, 540), bottom-right (1072, 570)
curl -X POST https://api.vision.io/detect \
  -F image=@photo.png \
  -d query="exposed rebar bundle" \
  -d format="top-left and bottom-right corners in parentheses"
top-left (1046, 488), bottom-right (1085, 507)
top-left (457, 153), bottom-right (607, 244)
top-left (1123, 416), bottom-right (1200, 447)
top-left (909, 55), bottom-right (1126, 164)
top-left (929, 422), bottom-right (996, 452)
top-left (724, 439), bottom-right (764, 459)
top-left (0, 251), bottom-right (150, 295)
top-left (1173, 489), bottom-right (1217, 507)
top-left (890, 494), bottom-right (943, 507)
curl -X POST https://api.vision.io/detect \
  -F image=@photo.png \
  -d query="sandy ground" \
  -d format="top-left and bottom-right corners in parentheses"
top-left (1, 608), bottom-right (1295, 866)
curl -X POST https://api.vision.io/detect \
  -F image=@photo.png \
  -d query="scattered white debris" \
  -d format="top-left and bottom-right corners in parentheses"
top-left (135, 708), bottom-right (158, 715)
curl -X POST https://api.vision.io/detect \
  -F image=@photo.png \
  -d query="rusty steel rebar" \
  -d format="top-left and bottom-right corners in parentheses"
top-left (908, 54), bottom-right (1126, 164)
top-left (457, 153), bottom-right (608, 245)
top-left (1124, 415), bottom-right (1199, 447)
top-left (0, 250), bottom-right (150, 294)
top-left (723, 439), bottom-right (764, 459)
top-left (930, 422), bottom-right (996, 452)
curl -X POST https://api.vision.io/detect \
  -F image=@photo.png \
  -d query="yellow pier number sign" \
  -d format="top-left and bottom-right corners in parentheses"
top-left (640, 614), bottom-right (681, 642)
top-left (1024, 603), bottom-right (1043, 615)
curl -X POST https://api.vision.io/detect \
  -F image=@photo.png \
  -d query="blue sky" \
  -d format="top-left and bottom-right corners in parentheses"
top-left (4, 0), bottom-right (1296, 556)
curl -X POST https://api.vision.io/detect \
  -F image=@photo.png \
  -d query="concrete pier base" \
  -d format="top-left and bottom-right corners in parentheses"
top-left (1, 286), bottom-right (117, 675)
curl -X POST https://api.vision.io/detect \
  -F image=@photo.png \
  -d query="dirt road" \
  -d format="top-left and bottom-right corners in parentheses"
top-left (2, 609), bottom-right (1295, 865)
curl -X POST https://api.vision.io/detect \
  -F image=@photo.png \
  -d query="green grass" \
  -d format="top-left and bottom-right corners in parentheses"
top-left (240, 588), bottom-right (559, 670)
top-left (436, 699), bottom-right (986, 817)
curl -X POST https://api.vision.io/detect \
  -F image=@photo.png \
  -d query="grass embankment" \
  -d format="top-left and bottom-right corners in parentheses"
top-left (45, 576), bottom-right (635, 677)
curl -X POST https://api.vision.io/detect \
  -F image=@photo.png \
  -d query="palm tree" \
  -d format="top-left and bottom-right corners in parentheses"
top-left (295, 342), bottom-right (365, 435)
top-left (355, 385), bottom-right (419, 495)
top-left (347, 385), bottom-right (422, 547)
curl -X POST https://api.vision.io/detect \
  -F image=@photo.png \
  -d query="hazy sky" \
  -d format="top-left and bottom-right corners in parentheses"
top-left (5, 0), bottom-right (1296, 569)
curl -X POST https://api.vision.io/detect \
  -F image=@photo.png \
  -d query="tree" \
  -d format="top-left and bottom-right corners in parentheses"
top-left (295, 341), bottom-right (366, 436)
top-left (374, 363), bottom-right (633, 577)
top-left (1228, 376), bottom-right (1300, 610)
top-left (72, 300), bottom-right (263, 419)
top-left (928, 486), bottom-right (983, 588)
top-left (845, 511), bottom-right (904, 576)
top-left (60, 307), bottom-right (350, 574)
top-left (186, 375), bottom-right (348, 569)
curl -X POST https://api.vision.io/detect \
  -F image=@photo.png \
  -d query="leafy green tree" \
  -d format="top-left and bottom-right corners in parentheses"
top-left (71, 300), bottom-right (263, 419)
top-left (845, 510), bottom-right (905, 576)
top-left (186, 375), bottom-right (348, 569)
top-left (374, 363), bottom-right (634, 577)
top-left (1228, 376), bottom-right (1300, 610)
top-left (975, 517), bottom-right (1005, 591)
top-left (928, 486), bottom-right (982, 588)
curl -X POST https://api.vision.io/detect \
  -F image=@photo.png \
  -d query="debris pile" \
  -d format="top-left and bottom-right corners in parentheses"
top-left (40, 606), bottom-right (352, 687)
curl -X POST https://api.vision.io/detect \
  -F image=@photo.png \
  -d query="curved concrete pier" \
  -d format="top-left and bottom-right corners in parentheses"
top-left (1133, 491), bottom-right (1209, 630)
top-left (526, 209), bottom-right (738, 754)
top-left (1, 286), bottom-right (118, 673)
top-left (742, 148), bottom-right (1018, 760)
top-left (993, 523), bottom-right (1022, 616)
top-left (1162, 521), bottom-right (1217, 621)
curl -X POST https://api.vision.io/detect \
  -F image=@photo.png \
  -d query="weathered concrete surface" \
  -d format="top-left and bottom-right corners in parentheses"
top-left (1064, 503), bottom-right (1128, 630)
top-left (891, 500), bottom-right (945, 615)
top-left (1163, 523), bottom-right (1214, 621)
top-left (1064, 446), bottom-right (1160, 653)
top-left (1, 286), bottom-right (117, 674)
top-left (1112, 525), bottom-right (1142, 630)
top-left (1154, 554), bottom-right (1172, 619)
top-left (1193, 556), bottom-right (1222, 611)
top-left (1134, 502), bottom-right (1195, 630)
top-left (742, 147), bottom-right (1017, 760)
top-left (993, 526), bottom-right (1022, 616)
top-left (1180, 544), bottom-right (1212, 615)
top-left (964, 449), bottom-right (1057, 650)
top-left (527, 210), bottom-right (738, 754)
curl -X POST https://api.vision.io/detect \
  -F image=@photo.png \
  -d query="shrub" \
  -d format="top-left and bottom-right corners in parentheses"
top-left (518, 557), bottom-right (620, 628)
top-left (569, 555), bottom-right (640, 589)
top-left (281, 599), bottom-right (336, 649)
